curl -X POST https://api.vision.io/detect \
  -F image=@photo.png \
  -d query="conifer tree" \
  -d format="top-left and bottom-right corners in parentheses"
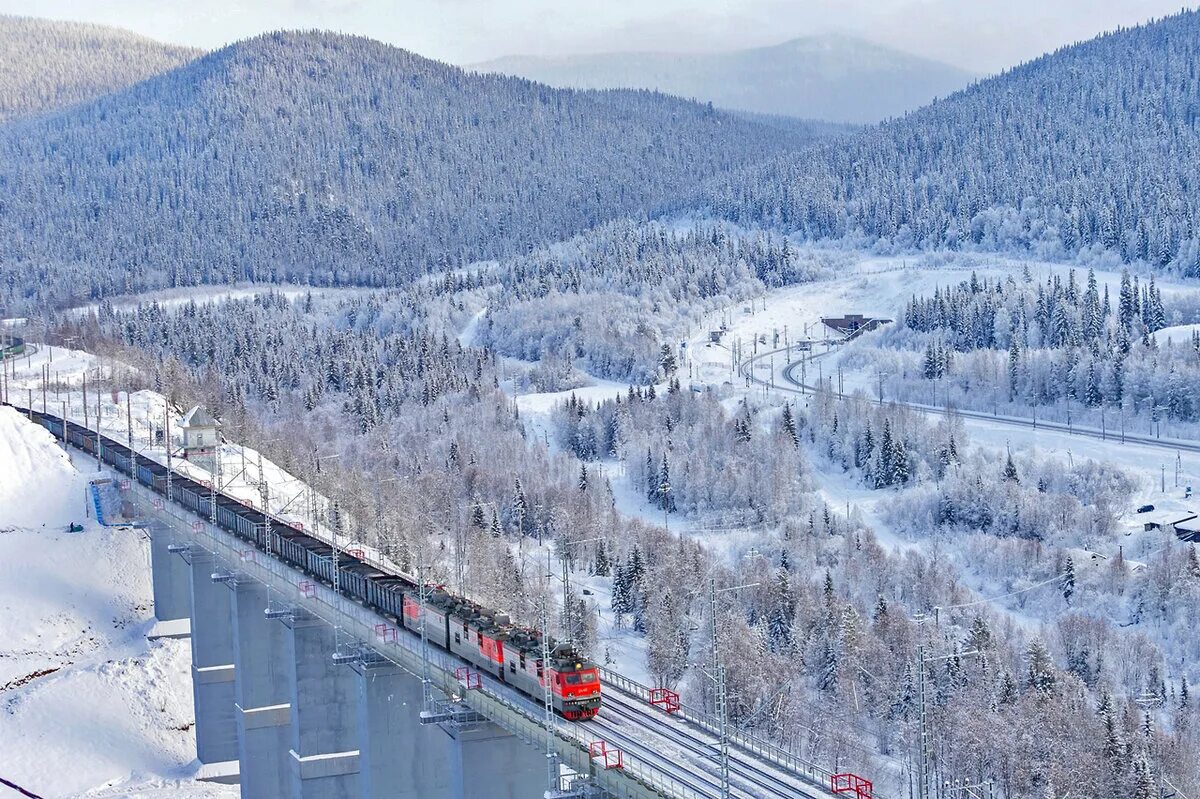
top-left (1062, 555), bottom-right (1076, 604)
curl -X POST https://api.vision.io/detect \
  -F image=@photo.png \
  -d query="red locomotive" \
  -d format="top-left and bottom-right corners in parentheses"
top-left (401, 588), bottom-right (602, 720)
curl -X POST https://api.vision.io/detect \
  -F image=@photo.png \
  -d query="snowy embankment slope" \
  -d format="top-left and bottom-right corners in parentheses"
top-left (0, 407), bottom-right (235, 798)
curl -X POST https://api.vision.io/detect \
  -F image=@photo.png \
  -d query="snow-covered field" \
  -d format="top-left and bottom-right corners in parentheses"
top-left (684, 253), bottom-right (1200, 502)
top-left (71, 283), bottom-right (372, 316)
top-left (0, 407), bottom-right (236, 798)
top-left (497, 251), bottom-right (1200, 684)
top-left (688, 254), bottom-right (1199, 389)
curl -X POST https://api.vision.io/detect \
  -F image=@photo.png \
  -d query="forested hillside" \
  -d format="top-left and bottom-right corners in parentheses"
top-left (0, 30), bottom-right (810, 309)
top-left (0, 16), bottom-right (199, 121)
top-left (476, 220), bottom-right (830, 383)
top-left (474, 34), bottom-right (975, 124)
top-left (699, 10), bottom-right (1200, 276)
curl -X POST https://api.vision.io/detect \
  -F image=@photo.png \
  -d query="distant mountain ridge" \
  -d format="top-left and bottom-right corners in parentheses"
top-left (0, 30), bottom-right (817, 308)
top-left (696, 10), bottom-right (1200, 277)
top-left (0, 15), bottom-right (200, 122)
top-left (472, 35), bottom-right (977, 124)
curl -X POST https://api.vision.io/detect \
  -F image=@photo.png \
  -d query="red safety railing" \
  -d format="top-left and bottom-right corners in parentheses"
top-left (649, 687), bottom-right (681, 714)
top-left (455, 666), bottom-right (482, 691)
top-left (589, 740), bottom-right (624, 770)
top-left (831, 773), bottom-right (873, 799)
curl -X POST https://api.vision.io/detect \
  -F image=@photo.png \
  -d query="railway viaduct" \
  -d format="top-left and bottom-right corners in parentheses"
top-left (8, 401), bottom-right (855, 799)
top-left (143, 498), bottom-right (549, 799)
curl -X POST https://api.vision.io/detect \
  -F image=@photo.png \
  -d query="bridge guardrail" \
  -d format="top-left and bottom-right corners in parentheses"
top-left (601, 667), bottom-right (843, 796)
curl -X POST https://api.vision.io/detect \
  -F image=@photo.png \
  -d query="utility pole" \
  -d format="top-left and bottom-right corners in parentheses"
top-left (418, 564), bottom-right (435, 716)
top-left (95, 378), bottom-right (102, 472)
top-left (165, 405), bottom-right (173, 502)
top-left (918, 645), bottom-right (930, 799)
top-left (332, 496), bottom-right (342, 600)
top-left (540, 554), bottom-right (559, 796)
top-left (562, 553), bottom-right (571, 648)
top-left (210, 439), bottom-right (220, 524)
top-left (126, 392), bottom-right (134, 478)
top-left (710, 578), bottom-right (730, 799)
top-left (258, 449), bottom-right (269, 511)
top-left (707, 578), bottom-right (758, 799)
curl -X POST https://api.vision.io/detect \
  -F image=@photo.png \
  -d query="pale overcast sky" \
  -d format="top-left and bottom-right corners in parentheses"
top-left (2, 0), bottom-right (1189, 73)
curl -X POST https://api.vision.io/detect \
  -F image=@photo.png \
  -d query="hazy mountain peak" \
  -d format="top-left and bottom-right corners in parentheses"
top-left (0, 27), bottom-right (826, 307)
top-left (471, 34), bottom-right (976, 124)
top-left (0, 15), bottom-right (201, 122)
top-left (699, 8), bottom-right (1200, 277)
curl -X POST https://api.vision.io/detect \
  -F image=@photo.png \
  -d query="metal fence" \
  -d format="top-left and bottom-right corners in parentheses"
top-left (600, 667), bottom-right (844, 796)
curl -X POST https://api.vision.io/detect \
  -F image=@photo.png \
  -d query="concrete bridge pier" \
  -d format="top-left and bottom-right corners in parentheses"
top-left (183, 545), bottom-right (239, 781)
top-left (147, 520), bottom-right (191, 631)
top-left (353, 657), bottom-right (451, 799)
top-left (444, 722), bottom-right (547, 799)
top-left (229, 578), bottom-right (291, 798)
top-left (283, 609), bottom-right (361, 799)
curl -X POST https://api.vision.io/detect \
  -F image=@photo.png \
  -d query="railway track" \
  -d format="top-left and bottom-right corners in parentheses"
top-left (739, 345), bottom-right (1200, 456)
top-left (596, 689), bottom-right (825, 799)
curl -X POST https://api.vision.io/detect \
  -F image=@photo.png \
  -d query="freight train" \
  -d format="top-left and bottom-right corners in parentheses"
top-left (15, 406), bottom-right (602, 720)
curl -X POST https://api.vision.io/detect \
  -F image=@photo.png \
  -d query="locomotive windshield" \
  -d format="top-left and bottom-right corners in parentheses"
top-left (565, 671), bottom-right (598, 685)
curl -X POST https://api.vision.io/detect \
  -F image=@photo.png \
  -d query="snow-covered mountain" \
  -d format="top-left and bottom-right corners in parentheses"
top-left (697, 9), bottom-right (1200, 276)
top-left (472, 35), bottom-right (976, 124)
top-left (0, 30), bottom-right (818, 309)
top-left (0, 16), bottom-right (199, 122)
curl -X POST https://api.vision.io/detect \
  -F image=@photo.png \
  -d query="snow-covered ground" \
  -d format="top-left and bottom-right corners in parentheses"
top-left (70, 283), bottom-right (372, 316)
top-left (494, 252), bottom-right (1200, 685)
top-left (1158, 321), bottom-right (1200, 342)
top-left (688, 254), bottom-right (1200, 394)
top-left (683, 253), bottom-right (1200, 509)
top-left (0, 407), bottom-right (236, 799)
top-left (2, 343), bottom-right (407, 578)
top-left (683, 255), bottom-right (1200, 641)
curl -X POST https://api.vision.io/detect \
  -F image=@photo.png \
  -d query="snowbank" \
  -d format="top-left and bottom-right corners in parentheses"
top-left (0, 408), bottom-right (235, 798)
top-left (0, 405), bottom-right (87, 529)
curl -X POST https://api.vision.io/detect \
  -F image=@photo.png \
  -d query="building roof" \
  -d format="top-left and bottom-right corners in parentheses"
top-left (179, 405), bottom-right (220, 429)
top-left (1142, 510), bottom-right (1196, 527)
